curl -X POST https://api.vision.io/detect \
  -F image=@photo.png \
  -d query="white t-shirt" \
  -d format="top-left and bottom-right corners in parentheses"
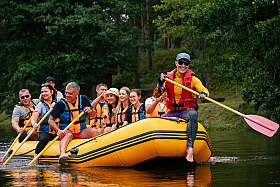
top-left (145, 97), bottom-right (165, 111)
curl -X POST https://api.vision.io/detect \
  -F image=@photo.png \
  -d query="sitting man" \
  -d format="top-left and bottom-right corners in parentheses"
top-left (156, 53), bottom-right (209, 162)
top-left (90, 83), bottom-right (108, 128)
top-left (48, 82), bottom-right (101, 165)
top-left (12, 89), bottom-right (39, 142)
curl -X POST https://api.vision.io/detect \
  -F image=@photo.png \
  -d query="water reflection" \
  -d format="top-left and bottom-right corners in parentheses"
top-left (0, 165), bottom-right (212, 187)
top-left (1, 127), bottom-right (279, 186)
top-left (1, 166), bottom-right (212, 187)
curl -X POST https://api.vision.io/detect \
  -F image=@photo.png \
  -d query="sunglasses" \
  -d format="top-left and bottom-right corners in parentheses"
top-left (20, 95), bottom-right (30, 99)
top-left (178, 60), bottom-right (190, 66)
top-left (41, 83), bottom-right (51, 87)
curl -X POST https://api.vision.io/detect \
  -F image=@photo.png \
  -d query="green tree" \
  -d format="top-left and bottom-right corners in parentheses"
top-left (189, 0), bottom-right (280, 122)
top-left (0, 0), bottom-right (141, 112)
top-left (154, 0), bottom-right (280, 123)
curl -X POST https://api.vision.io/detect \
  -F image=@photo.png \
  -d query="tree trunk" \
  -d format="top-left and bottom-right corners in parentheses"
top-left (146, 0), bottom-right (152, 71)
top-left (129, 16), bottom-right (140, 88)
top-left (174, 18), bottom-right (182, 48)
top-left (141, 3), bottom-right (145, 43)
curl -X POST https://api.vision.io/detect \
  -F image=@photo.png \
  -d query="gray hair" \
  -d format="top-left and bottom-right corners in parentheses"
top-left (66, 82), bottom-right (80, 94)
top-left (19, 89), bottom-right (30, 97)
top-left (96, 83), bottom-right (108, 90)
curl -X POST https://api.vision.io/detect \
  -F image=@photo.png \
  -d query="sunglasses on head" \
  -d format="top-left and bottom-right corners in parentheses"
top-left (20, 95), bottom-right (30, 99)
top-left (41, 83), bottom-right (51, 87)
top-left (178, 60), bottom-right (190, 66)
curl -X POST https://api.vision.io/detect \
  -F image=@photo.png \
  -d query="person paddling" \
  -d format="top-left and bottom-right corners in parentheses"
top-left (155, 53), bottom-right (209, 162)
top-left (12, 89), bottom-right (39, 143)
top-left (48, 82), bottom-right (101, 165)
top-left (31, 83), bottom-right (61, 164)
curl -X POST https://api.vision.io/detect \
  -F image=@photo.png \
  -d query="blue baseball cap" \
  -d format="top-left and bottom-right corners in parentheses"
top-left (176, 53), bottom-right (191, 62)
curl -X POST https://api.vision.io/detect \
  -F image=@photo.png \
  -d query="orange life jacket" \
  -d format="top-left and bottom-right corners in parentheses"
top-left (128, 103), bottom-right (146, 123)
top-left (89, 101), bottom-right (106, 128)
top-left (165, 69), bottom-right (197, 111)
top-left (116, 105), bottom-right (129, 127)
top-left (16, 101), bottom-right (37, 131)
top-left (146, 98), bottom-right (169, 117)
top-left (103, 104), bottom-right (116, 127)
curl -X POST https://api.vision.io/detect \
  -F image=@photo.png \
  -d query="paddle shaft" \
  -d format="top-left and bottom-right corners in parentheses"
top-left (165, 78), bottom-right (243, 116)
top-left (0, 114), bottom-right (34, 162)
top-left (164, 78), bottom-right (275, 131)
top-left (3, 109), bottom-right (52, 165)
top-left (28, 111), bottom-right (85, 165)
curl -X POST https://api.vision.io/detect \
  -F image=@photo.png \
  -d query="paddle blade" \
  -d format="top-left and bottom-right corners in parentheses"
top-left (0, 156), bottom-right (6, 162)
top-left (243, 115), bottom-right (279, 137)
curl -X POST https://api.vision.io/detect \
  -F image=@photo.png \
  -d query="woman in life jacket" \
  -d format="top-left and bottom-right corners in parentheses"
top-left (123, 89), bottom-right (146, 126)
top-left (145, 87), bottom-right (169, 117)
top-left (111, 87), bottom-right (130, 130)
top-left (101, 88), bottom-right (119, 133)
top-left (31, 83), bottom-right (62, 164)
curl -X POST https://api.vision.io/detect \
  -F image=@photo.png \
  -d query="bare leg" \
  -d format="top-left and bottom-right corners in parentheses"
top-left (186, 147), bottom-right (194, 162)
top-left (182, 109), bottom-right (198, 162)
top-left (81, 128), bottom-right (99, 138)
top-left (104, 127), bottom-right (111, 133)
top-left (33, 153), bottom-right (38, 164)
top-left (60, 132), bottom-right (73, 154)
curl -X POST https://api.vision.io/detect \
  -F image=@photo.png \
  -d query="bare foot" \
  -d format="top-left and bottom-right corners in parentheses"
top-left (186, 147), bottom-right (194, 162)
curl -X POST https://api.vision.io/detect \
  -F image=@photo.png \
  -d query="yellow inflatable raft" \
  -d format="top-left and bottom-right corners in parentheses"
top-left (10, 117), bottom-right (212, 167)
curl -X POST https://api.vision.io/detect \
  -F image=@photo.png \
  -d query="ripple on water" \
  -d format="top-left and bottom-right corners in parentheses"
top-left (209, 156), bottom-right (239, 163)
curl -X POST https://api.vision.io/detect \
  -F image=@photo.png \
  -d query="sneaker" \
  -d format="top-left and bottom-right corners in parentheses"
top-left (59, 153), bottom-right (69, 165)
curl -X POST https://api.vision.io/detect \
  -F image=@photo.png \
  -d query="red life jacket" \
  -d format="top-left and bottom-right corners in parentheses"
top-left (165, 69), bottom-right (197, 111)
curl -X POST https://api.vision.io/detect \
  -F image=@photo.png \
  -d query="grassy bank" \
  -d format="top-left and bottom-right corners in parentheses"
top-left (0, 89), bottom-right (267, 130)
top-left (137, 48), bottom-right (269, 131)
top-left (0, 91), bottom-right (265, 130)
top-left (0, 49), bottom-right (268, 130)
top-left (0, 112), bottom-right (11, 128)
top-left (197, 89), bottom-right (271, 131)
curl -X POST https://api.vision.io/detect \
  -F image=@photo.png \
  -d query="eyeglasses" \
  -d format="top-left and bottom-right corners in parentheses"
top-left (20, 95), bottom-right (30, 99)
top-left (178, 60), bottom-right (190, 66)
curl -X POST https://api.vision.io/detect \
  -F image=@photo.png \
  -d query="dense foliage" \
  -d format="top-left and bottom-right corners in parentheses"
top-left (0, 0), bottom-right (142, 113)
top-left (154, 0), bottom-right (280, 123)
top-left (1, 0), bottom-right (279, 124)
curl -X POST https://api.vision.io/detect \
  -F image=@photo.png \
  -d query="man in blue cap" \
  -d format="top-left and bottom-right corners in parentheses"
top-left (154, 52), bottom-right (209, 162)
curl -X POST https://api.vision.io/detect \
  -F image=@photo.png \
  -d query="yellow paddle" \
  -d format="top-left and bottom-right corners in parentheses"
top-left (3, 108), bottom-right (53, 165)
top-left (28, 111), bottom-right (85, 165)
top-left (165, 77), bottom-right (279, 137)
top-left (0, 113), bottom-right (34, 162)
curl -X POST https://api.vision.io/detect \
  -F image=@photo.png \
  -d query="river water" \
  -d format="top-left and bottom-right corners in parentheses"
top-left (0, 127), bottom-right (279, 186)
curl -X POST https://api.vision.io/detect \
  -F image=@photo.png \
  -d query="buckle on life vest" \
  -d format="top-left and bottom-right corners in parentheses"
top-left (170, 103), bottom-right (184, 110)
top-left (158, 111), bottom-right (165, 115)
